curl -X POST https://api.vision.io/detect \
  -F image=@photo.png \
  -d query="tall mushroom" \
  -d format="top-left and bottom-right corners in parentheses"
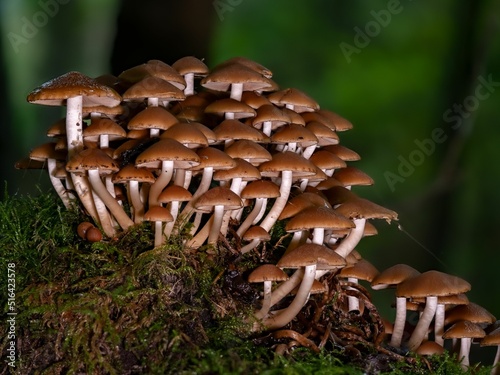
top-left (261, 243), bottom-right (345, 330)
top-left (135, 138), bottom-right (200, 207)
top-left (27, 71), bottom-right (122, 220)
top-left (396, 270), bottom-right (471, 351)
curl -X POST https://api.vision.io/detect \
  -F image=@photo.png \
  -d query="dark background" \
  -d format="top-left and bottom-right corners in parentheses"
top-left (1, 0), bottom-right (499, 362)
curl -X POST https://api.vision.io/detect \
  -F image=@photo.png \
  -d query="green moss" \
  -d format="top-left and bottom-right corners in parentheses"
top-left (0, 189), bottom-right (495, 374)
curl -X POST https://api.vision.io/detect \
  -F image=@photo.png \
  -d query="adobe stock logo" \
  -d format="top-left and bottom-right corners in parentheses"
top-left (339, 0), bottom-right (407, 64)
top-left (6, 0), bottom-right (71, 54)
top-left (384, 74), bottom-right (500, 192)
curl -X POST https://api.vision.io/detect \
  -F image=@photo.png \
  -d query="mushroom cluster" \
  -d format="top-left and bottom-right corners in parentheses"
top-left (20, 56), bottom-right (499, 372)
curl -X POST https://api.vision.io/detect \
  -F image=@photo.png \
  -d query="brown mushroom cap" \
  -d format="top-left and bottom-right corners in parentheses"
top-left (339, 259), bottom-right (380, 282)
top-left (194, 186), bottom-right (243, 212)
top-left (371, 264), bottom-right (421, 290)
top-left (277, 243), bottom-right (346, 270)
top-left (27, 71), bottom-right (122, 107)
top-left (127, 106), bottom-right (178, 132)
top-left (444, 302), bottom-right (497, 326)
top-left (205, 98), bottom-right (256, 119)
top-left (122, 76), bottom-right (185, 102)
top-left (333, 166), bottom-right (374, 187)
top-left (143, 206), bottom-right (174, 222)
top-left (396, 270), bottom-right (471, 299)
top-left (240, 180), bottom-right (280, 199)
top-left (112, 164), bottom-right (155, 184)
top-left (248, 264), bottom-right (288, 283)
top-left (119, 59), bottom-right (186, 90)
top-left (285, 206), bottom-right (354, 232)
top-left (443, 320), bottom-right (486, 340)
top-left (171, 56), bottom-right (209, 77)
top-left (82, 118), bottom-right (126, 142)
top-left (279, 192), bottom-right (331, 220)
top-left (259, 151), bottom-right (316, 178)
top-left (201, 63), bottom-right (274, 93)
top-left (268, 88), bottom-right (319, 113)
top-left (135, 138), bottom-right (200, 169)
top-left (190, 146), bottom-right (236, 171)
top-left (214, 119), bottom-right (270, 143)
top-left (66, 148), bottom-right (119, 175)
top-left (158, 185), bottom-right (192, 203)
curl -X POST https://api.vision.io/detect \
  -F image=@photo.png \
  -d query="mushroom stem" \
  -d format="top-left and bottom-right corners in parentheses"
top-left (47, 159), bottom-right (71, 208)
top-left (236, 198), bottom-right (264, 238)
top-left (87, 169), bottom-right (134, 231)
top-left (91, 189), bottom-right (116, 238)
top-left (208, 205), bottom-right (225, 244)
top-left (434, 303), bottom-right (446, 346)
top-left (346, 277), bottom-right (360, 312)
top-left (66, 95), bottom-right (99, 220)
top-left (253, 281), bottom-right (273, 320)
top-left (184, 73), bottom-right (195, 96)
top-left (269, 268), bottom-right (305, 307)
top-left (128, 180), bottom-right (145, 224)
top-left (230, 83), bottom-right (244, 101)
top-left (148, 160), bottom-right (174, 207)
top-left (259, 170), bottom-right (292, 232)
top-left (334, 218), bottom-right (366, 259)
top-left (186, 215), bottom-right (213, 248)
top-left (389, 296), bottom-right (408, 348)
top-left (260, 264), bottom-right (316, 330)
top-left (407, 295), bottom-right (438, 351)
top-left (66, 95), bottom-right (84, 157)
top-left (458, 337), bottom-right (472, 370)
top-left (153, 220), bottom-right (164, 248)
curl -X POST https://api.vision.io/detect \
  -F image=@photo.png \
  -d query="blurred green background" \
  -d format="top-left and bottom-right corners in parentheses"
top-left (1, 0), bottom-right (499, 358)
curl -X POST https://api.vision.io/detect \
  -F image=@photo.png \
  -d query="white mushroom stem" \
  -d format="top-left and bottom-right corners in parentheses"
top-left (186, 215), bottom-right (213, 248)
top-left (236, 198), bottom-right (264, 238)
top-left (262, 121), bottom-right (272, 137)
top-left (260, 264), bottom-right (316, 331)
top-left (334, 218), bottom-right (366, 259)
top-left (311, 227), bottom-right (325, 245)
top-left (253, 199), bottom-right (268, 224)
top-left (148, 160), bottom-right (174, 207)
top-left (269, 268), bottom-right (305, 307)
top-left (66, 95), bottom-right (99, 220)
top-left (240, 238), bottom-right (261, 254)
top-left (128, 181), bottom-right (145, 224)
top-left (153, 220), bottom-right (164, 248)
top-left (253, 280), bottom-right (273, 320)
top-left (434, 303), bottom-right (446, 346)
top-left (458, 337), bottom-right (472, 370)
top-left (163, 201), bottom-right (181, 238)
top-left (179, 167), bottom-right (214, 220)
top-left (47, 159), bottom-right (71, 208)
top-left (184, 73), bottom-right (195, 96)
top-left (99, 134), bottom-right (110, 149)
top-left (389, 296), bottom-right (408, 348)
top-left (407, 295), bottom-right (438, 351)
top-left (301, 145), bottom-right (317, 160)
top-left (208, 205), bottom-right (225, 244)
top-left (91, 189), bottom-right (116, 237)
top-left (87, 169), bottom-right (134, 231)
top-left (230, 83), bottom-right (244, 101)
top-left (66, 96), bottom-right (84, 157)
top-left (259, 170), bottom-right (293, 232)
top-left (346, 277), bottom-right (360, 312)
top-left (148, 97), bottom-right (159, 107)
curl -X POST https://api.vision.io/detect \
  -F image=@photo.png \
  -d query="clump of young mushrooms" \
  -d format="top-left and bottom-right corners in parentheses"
top-left (21, 57), bottom-right (498, 371)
